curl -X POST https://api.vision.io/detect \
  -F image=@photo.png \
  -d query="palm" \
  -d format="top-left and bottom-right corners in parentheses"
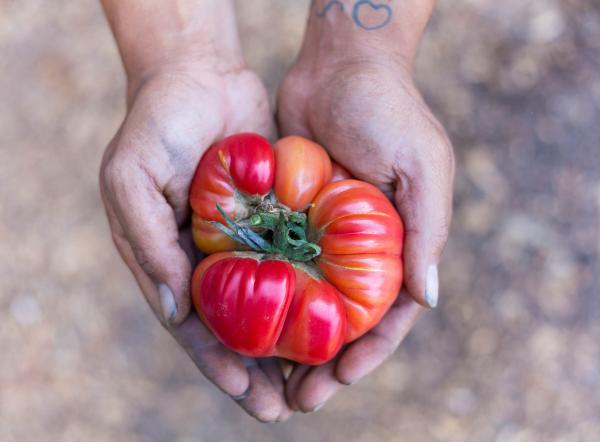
top-left (280, 63), bottom-right (449, 191)
top-left (101, 67), bottom-right (291, 421)
top-left (276, 62), bottom-right (449, 411)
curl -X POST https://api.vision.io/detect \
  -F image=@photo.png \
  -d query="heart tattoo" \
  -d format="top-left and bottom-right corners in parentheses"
top-left (352, 0), bottom-right (393, 30)
top-left (317, 0), bottom-right (345, 17)
top-left (317, 0), bottom-right (393, 31)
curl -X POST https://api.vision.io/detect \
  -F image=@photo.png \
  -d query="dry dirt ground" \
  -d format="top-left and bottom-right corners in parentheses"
top-left (1, 1), bottom-right (599, 441)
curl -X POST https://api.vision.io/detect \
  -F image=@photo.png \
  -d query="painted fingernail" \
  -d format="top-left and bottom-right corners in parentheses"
top-left (158, 284), bottom-right (177, 323)
top-left (425, 264), bottom-right (439, 308)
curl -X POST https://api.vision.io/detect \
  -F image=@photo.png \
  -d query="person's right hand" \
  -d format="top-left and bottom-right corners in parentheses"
top-left (99, 60), bottom-right (293, 422)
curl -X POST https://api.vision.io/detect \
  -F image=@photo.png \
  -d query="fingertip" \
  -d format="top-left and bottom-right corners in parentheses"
top-left (425, 264), bottom-right (439, 308)
top-left (171, 315), bottom-right (251, 398)
top-left (158, 279), bottom-right (192, 326)
top-left (170, 290), bottom-right (193, 326)
top-left (336, 294), bottom-right (422, 385)
top-left (257, 358), bottom-right (294, 420)
top-left (293, 362), bottom-right (342, 413)
top-left (335, 339), bottom-right (381, 386)
top-left (230, 384), bottom-right (251, 402)
top-left (401, 236), bottom-right (439, 309)
top-left (394, 173), bottom-right (449, 309)
top-left (403, 261), bottom-right (438, 309)
top-left (158, 283), bottom-right (178, 324)
top-left (276, 407), bottom-right (294, 422)
top-left (237, 365), bottom-right (288, 423)
top-left (284, 365), bottom-right (310, 411)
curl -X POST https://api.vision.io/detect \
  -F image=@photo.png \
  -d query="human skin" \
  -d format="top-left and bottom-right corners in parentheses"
top-left (99, 0), bottom-right (292, 422)
top-left (99, 0), bottom-right (454, 421)
top-left (277, 0), bottom-right (455, 412)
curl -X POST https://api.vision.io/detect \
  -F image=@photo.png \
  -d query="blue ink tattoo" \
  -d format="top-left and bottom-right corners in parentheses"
top-left (352, 0), bottom-right (392, 30)
top-left (317, 0), bottom-right (345, 17)
top-left (317, 0), bottom-right (393, 31)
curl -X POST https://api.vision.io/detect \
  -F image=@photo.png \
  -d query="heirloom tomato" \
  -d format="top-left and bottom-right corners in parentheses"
top-left (189, 133), bottom-right (403, 365)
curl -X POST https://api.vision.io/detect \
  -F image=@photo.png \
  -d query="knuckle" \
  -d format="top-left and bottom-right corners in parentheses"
top-left (101, 153), bottom-right (132, 192)
top-left (430, 125), bottom-right (455, 171)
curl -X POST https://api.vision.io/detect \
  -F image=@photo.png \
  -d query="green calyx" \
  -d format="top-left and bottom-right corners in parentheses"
top-left (212, 203), bottom-right (321, 262)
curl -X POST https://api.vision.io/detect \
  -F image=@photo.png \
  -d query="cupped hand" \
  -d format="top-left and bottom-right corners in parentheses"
top-left (277, 58), bottom-right (455, 411)
top-left (100, 63), bottom-right (292, 422)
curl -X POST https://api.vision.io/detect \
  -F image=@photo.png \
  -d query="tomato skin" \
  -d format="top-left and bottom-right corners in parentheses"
top-left (276, 267), bottom-right (346, 365)
top-left (274, 136), bottom-right (332, 211)
top-left (192, 252), bottom-right (296, 357)
top-left (189, 133), bottom-right (275, 253)
top-left (319, 253), bottom-right (402, 341)
top-left (190, 135), bottom-right (404, 364)
top-left (191, 253), bottom-right (346, 364)
top-left (225, 133), bottom-right (275, 196)
top-left (191, 213), bottom-right (237, 254)
top-left (309, 180), bottom-right (404, 341)
top-left (330, 162), bottom-right (352, 182)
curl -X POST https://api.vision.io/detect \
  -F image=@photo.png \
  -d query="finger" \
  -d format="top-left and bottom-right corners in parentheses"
top-left (101, 154), bottom-right (191, 324)
top-left (258, 359), bottom-right (286, 394)
top-left (103, 206), bottom-right (175, 323)
top-left (103, 213), bottom-right (252, 398)
top-left (258, 358), bottom-right (294, 422)
top-left (279, 359), bottom-right (294, 380)
top-left (394, 136), bottom-right (454, 308)
top-left (178, 225), bottom-right (200, 269)
top-left (336, 292), bottom-right (421, 385)
top-left (171, 314), bottom-right (251, 398)
top-left (176, 322), bottom-right (289, 422)
top-left (284, 364), bottom-right (312, 411)
top-left (105, 212), bottom-right (289, 422)
top-left (286, 294), bottom-right (421, 411)
top-left (286, 360), bottom-right (342, 413)
top-left (236, 358), bottom-right (290, 423)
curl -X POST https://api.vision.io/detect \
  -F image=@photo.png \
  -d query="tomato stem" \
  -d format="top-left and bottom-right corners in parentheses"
top-left (212, 203), bottom-right (321, 262)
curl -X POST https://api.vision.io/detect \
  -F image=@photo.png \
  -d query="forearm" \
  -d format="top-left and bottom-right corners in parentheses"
top-left (299, 0), bottom-right (435, 68)
top-left (100, 0), bottom-right (244, 83)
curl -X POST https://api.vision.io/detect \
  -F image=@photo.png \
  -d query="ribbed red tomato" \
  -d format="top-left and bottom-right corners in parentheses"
top-left (189, 133), bottom-right (403, 365)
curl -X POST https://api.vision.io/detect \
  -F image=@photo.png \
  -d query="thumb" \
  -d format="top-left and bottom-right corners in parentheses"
top-left (394, 143), bottom-right (454, 308)
top-left (101, 153), bottom-right (192, 325)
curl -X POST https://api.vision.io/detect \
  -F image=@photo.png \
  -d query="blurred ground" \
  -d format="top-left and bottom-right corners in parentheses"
top-left (1, 0), bottom-right (599, 441)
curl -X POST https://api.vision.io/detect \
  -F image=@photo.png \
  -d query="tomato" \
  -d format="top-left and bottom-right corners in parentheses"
top-left (192, 252), bottom-right (346, 365)
top-left (330, 162), bottom-right (352, 182)
top-left (189, 133), bottom-right (403, 365)
top-left (189, 133), bottom-right (274, 253)
top-left (274, 136), bottom-right (332, 211)
top-left (308, 180), bottom-right (403, 341)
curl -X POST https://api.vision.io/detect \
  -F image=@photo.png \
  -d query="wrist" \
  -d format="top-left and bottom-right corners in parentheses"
top-left (103, 0), bottom-right (245, 89)
top-left (124, 47), bottom-right (245, 100)
top-left (295, 0), bottom-right (434, 73)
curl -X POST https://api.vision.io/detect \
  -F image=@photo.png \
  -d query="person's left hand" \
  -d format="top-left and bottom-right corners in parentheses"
top-left (277, 56), bottom-right (455, 412)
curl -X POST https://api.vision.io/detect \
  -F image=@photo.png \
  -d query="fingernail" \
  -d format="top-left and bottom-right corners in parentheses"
top-left (279, 360), bottom-right (294, 380)
top-left (230, 385), bottom-right (251, 402)
top-left (312, 403), bottom-right (325, 413)
top-left (158, 283), bottom-right (177, 323)
top-left (425, 265), bottom-right (439, 308)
